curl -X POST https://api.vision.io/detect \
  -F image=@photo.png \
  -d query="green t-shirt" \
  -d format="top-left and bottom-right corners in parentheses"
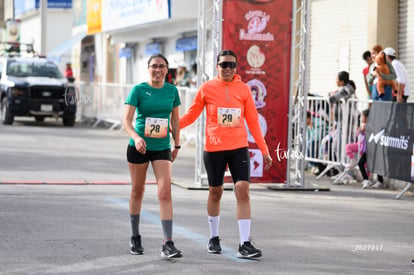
top-left (125, 82), bottom-right (180, 151)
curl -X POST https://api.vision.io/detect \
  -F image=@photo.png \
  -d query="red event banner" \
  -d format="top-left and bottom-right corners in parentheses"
top-left (223, 0), bottom-right (292, 183)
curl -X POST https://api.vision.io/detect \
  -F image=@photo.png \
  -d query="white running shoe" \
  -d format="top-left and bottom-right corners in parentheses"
top-left (362, 180), bottom-right (372, 189)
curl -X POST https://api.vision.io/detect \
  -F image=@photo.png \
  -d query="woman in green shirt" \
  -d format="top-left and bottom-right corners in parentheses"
top-left (123, 54), bottom-right (182, 258)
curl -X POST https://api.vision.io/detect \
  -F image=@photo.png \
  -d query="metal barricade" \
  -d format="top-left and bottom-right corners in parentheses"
top-left (304, 96), bottom-right (342, 178)
top-left (177, 87), bottom-right (197, 147)
top-left (303, 96), bottom-right (372, 181)
top-left (77, 83), bottom-right (198, 143)
top-left (332, 98), bottom-right (371, 184)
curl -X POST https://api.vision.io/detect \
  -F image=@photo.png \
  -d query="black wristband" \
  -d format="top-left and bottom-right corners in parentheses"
top-left (174, 145), bottom-right (181, 149)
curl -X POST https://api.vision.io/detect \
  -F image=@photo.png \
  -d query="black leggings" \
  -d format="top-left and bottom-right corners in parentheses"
top-left (358, 153), bottom-right (383, 182)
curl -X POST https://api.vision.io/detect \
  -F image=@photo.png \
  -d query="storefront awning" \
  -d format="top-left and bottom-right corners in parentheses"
top-left (175, 36), bottom-right (197, 51)
top-left (47, 32), bottom-right (86, 59)
top-left (119, 47), bottom-right (133, 58)
top-left (145, 42), bottom-right (161, 55)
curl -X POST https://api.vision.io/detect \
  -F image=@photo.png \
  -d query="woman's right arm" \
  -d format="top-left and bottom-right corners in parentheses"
top-left (123, 104), bottom-right (145, 148)
top-left (179, 89), bottom-right (205, 129)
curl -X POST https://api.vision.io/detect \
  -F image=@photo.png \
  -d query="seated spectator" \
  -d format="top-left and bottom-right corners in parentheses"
top-left (357, 109), bottom-right (385, 189)
top-left (317, 71), bottom-right (356, 177)
top-left (342, 109), bottom-right (367, 181)
top-left (306, 111), bottom-right (329, 174)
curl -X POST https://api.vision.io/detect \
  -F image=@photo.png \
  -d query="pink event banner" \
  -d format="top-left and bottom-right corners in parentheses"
top-left (223, 0), bottom-right (292, 183)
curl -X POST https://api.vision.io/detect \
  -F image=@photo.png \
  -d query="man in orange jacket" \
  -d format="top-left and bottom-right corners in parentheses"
top-left (180, 49), bottom-right (272, 258)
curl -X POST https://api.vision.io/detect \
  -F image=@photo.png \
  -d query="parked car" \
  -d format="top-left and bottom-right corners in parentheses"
top-left (0, 47), bottom-right (77, 126)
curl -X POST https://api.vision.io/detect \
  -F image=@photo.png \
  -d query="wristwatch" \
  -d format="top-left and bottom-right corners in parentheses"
top-left (174, 145), bottom-right (181, 149)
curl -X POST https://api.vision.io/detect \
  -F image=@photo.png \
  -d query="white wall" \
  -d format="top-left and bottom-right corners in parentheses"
top-left (19, 9), bottom-right (72, 55)
top-left (46, 10), bottom-right (73, 54)
top-left (309, 0), bottom-right (369, 100)
top-left (19, 15), bottom-right (41, 50)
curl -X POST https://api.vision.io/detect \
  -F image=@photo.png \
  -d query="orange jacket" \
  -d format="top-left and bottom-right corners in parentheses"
top-left (180, 74), bottom-right (269, 154)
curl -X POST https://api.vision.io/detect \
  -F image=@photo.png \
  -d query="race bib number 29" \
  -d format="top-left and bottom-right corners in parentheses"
top-left (144, 117), bottom-right (168, 138)
top-left (217, 107), bottom-right (241, 127)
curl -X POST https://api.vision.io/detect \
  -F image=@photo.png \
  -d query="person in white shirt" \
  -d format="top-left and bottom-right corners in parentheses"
top-left (384, 47), bottom-right (410, 102)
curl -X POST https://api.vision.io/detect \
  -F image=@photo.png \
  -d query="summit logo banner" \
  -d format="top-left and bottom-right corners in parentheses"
top-left (368, 129), bottom-right (409, 150)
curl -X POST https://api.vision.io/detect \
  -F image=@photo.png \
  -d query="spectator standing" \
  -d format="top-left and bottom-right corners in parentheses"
top-left (367, 45), bottom-right (396, 101)
top-left (362, 51), bottom-right (374, 99)
top-left (384, 47), bottom-right (410, 103)
top-left (64, 63), bottom-right (74, 81)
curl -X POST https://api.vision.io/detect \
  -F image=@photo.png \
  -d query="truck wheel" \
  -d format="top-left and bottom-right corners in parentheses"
top-left (35, 116), bottom-right (45, 122)
top-left (1, 97), bottom-right (14, 125)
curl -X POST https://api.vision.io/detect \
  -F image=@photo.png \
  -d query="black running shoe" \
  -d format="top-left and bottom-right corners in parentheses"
top-left (237, 241), bottom-right (262, 258)
top-left (161, 240), bottom-right (182, 258)
top-left (130, 235), bottom-right (144, 255)
top-left (207, 236), bottom-right (222, 254)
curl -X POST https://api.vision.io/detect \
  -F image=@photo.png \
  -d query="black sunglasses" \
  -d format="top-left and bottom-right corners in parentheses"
top-left (218, 61), bottom-right (237, 69)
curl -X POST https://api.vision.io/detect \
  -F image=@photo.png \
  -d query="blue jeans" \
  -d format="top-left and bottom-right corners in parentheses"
top-left (371, 84), bottom-right (393, 101)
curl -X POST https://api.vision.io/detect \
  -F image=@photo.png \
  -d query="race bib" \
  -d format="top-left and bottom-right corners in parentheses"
top-left (217, 107), bottom-right (241, 127)
top-left (144, 117), bottom-right (168, 138)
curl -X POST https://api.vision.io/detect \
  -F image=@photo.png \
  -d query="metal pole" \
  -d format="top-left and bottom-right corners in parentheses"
top-left (12, 0), bottom-right (15, 20)
top-left (40, 0), bottom-right (47, 54)
top-left (286, 0), bottom-right (310, 187)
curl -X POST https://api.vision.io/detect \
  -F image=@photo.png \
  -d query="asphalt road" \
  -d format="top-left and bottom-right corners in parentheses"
top-left (0, 118), bottom-right (414, 274)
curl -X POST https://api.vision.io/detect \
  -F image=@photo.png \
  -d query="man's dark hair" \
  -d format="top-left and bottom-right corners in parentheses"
top-left (362, 50), bottom-right (371, 61)
top-left (216, 49), bottom-right (237, 63)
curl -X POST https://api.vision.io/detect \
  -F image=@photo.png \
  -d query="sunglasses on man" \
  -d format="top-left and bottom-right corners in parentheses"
top-left (218, 61), bottom-right (237, 69)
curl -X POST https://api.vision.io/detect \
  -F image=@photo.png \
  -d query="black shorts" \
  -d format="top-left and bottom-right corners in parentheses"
top-left (203, 147), bottom-right (250, 187)
top-left (127, 145), bottom-right (171, 164)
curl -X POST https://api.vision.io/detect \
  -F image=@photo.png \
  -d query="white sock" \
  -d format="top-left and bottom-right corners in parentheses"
top-left (238, 219), bottom-right (251, 245)
top-left (208, 215), bottom-right (220, 238)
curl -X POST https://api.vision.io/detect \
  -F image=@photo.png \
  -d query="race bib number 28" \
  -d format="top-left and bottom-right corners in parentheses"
top-left (217, 107), bottom-right (241, 127)
top-left (144, 117), bottom-right (168, 138)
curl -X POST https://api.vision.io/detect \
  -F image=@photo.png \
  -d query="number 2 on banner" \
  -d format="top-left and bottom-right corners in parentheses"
top-left (144, 117), bottom-right (168, 138)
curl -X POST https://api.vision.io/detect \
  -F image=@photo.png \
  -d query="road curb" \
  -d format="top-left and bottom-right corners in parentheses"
top-left (0, 180), bottom-right (157, 185)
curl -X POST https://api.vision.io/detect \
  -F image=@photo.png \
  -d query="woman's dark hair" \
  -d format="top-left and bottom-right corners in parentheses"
top-left (338, 71), bottom-right (350, 83)
top-left (216, 49), bottom-right (237, 63)
top-left (338, 71), bottom-right (356, 90)
top-left (147, 54), bottom-right (169, 67)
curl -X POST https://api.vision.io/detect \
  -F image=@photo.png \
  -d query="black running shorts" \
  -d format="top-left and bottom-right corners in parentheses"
top-left (127, 145), bottom-right (171, 164)
top-left (203, 147), bottom-right (250, 187)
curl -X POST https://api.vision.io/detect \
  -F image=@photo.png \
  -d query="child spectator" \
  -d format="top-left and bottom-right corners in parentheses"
top-left (357, 109), bottom-right (384, 188)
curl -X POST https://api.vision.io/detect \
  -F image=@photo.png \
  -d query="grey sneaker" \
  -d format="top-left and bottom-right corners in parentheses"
top-left (161, 240), bottom-right (182, 258)
top-left (237, 241), bottom-right (262, 258)
top-left (207, 236), bottom-right (222, 254)
top-left (130, 235), bottom-right (144, 255)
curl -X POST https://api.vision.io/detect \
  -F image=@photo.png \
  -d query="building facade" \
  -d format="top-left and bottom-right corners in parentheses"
top-left (1, 0), bottom-right (412, 99)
